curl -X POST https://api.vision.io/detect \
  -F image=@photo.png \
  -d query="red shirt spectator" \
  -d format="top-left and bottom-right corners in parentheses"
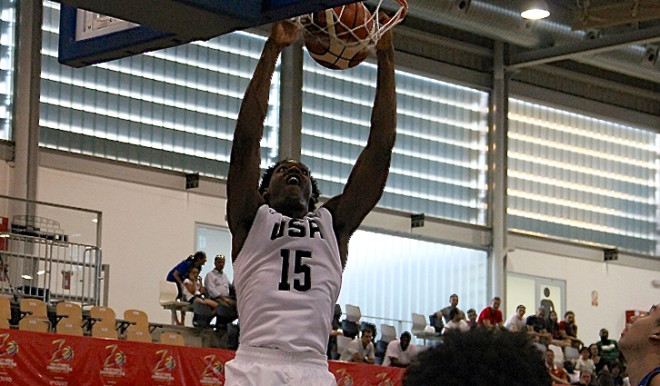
top-left (477, 297), bottom-right (503, 328)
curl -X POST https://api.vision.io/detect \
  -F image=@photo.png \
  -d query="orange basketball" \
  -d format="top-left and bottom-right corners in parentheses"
top-left (303, 3), bottom-right (374, 70)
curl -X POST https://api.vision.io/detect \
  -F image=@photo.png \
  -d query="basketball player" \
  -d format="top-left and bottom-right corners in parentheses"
top-left (224, 17), bottom-right (397, 386)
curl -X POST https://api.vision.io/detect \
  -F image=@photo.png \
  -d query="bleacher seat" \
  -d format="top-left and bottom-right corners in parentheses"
top-left (0, 296), bottom-right (11, 329)
top-left (19, 315), bottom-right (50, 333)
top-left (20, 298), bottom-right (50, 331)
top-left (160, 331), bottom-right (185, 346)
top-left (159, 281), bottom-right (191, 325)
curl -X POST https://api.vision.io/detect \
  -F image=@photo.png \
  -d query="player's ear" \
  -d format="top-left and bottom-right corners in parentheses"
top-left (261, 189), bottom-right (270, 203)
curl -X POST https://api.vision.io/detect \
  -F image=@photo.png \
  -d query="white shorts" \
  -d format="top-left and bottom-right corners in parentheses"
top-left (225, 346), bottom-right (336, 386)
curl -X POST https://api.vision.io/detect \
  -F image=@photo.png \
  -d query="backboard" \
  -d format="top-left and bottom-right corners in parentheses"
top-left (57, 0), bottom-right (361, 67)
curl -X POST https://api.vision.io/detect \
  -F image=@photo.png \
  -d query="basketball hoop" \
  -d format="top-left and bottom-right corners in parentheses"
top-left (293, 0), bottom-right (408, 69)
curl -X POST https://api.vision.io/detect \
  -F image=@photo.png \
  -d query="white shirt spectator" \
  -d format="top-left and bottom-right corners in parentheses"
top-left (204, 268), bottom-right (230, 299)
top-left (504, 314), bottom-right (527, 332)
top-left (339, 338), bottom-right (375, 363)
top-left (443, 319), bottom-right (469, 334)
top-left (382, 339), bottom-right (419, 366)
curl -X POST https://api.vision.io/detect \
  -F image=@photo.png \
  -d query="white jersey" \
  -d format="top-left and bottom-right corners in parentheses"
top-left (234, 205), bottom-right (342, 356)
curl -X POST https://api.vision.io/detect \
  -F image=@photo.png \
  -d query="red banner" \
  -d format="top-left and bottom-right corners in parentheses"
top-left (0, 329), bottom-right (404, 385)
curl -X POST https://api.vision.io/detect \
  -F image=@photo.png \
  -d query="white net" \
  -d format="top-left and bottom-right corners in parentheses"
top-left (293, 0), bottom-right (408, 53)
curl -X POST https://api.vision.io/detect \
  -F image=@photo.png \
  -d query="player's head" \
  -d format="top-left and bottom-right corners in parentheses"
top-left (259, 159), bottom-right (321, 213)
top-left (404, 329), bottom-right (551, 386)
top-left (619, 303), bottom-right (660, 358)
top-left (191, 251), bottom-right (207, 266)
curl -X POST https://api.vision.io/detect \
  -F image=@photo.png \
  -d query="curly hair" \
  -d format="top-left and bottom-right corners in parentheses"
top-left (403, 329), bottom-right (551, 386)
top-left (258, 159), bottom-right (321, 212)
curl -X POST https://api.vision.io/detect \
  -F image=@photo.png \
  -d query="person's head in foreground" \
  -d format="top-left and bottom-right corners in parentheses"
top-left (403, 328), bottom-right (551, 386)
top-left (619, 303), bottom-right (660, 386)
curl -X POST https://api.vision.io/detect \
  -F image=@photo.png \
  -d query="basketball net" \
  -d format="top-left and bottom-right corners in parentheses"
top-left (293, 0), bottom-right (408, 50)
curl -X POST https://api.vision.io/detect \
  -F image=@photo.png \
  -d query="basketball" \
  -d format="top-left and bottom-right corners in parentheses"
top-left (303, 3), bottom-right (374, 70)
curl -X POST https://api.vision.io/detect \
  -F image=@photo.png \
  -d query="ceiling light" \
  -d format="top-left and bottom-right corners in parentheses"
top-left (21, 274), bottom-right (32, 280)
top-left (521, 0), bottom-right (550, 20)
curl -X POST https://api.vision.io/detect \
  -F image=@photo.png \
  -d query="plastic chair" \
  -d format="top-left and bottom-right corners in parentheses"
top-left (336, 335), bottom-right (353, 358)
top-left (0, 296), bottom-right (12, 329)
top-left (125, 327), bottom-right (152, 343)
top-left (92, 320), bottom-right (118, 339)
top-left (57, 320), bottom-right (84, 336)
top-left (380, 324), bottom-right (397, 343)
top-left (19, 298), bottom-right (50, 331)
top-left (159, 331), bottom-right (185, 346)
top-left (19, 315), bottom-right (50, 333)
top-left (411, 313), bottom-right (428, 334)
top-left (20, 298), bottom-right (48, 318)
top-left (564, 345), bottom-right (580, 361)
top-left (55, 301), bottom-right (83, 327)
top-left (159, 281), bottom-right (191, 325)
top-left (548, 344), bottom-right (564, 365)
top-left (345, 304), bottom-right (361, 323)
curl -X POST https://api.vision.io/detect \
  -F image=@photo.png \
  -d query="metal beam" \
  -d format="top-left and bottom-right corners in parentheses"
top-left (507, 24), bottom-right (660, 70)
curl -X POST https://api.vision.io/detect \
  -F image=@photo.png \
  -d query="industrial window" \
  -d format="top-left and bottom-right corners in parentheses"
top-left (0, 0), bottom-right (16, 141)
top-left (508, 98), bottom-right (660, 256)
top-left (301, 54), bottom-right (490, 224)
top-left (339, 230), bottom-right (488, 338)
top-left (39, 1), bottom-right (279, 177)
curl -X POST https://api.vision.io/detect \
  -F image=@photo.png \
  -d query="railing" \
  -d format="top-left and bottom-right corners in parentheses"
top-left (0, 232), bottom-right (102, 306)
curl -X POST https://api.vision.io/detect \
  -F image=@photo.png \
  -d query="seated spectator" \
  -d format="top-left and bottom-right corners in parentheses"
top-left (559, 311), bottom-right (584, 348)
top-left (166, 251), bottom-right (207, 325)
top-left (435, 294), bottom-right (465, 325)
top-left (203, 254), bottom-right (237, 326)
top-left (443, 308), bottom-right (469, 334)
top-left (466, 308), bottom-right (479, 330)
top-left (595, 328), bottom-right (620, 367)
top-left (588, 344), bottom-right (609, 375)
top-left (403, 328), bottom-right (551, 386)
top-left (574, 347), bottom-right (596, 375)
top-left (547, 310), bottom-right (570, 347)
top-left (182, 267), bottom-right (218, 311)
top-left (382, 331), bottom-right (419, 367)
top-left (478, 297), bottom-right (503, 328)
top-left (571, 370), bottom-right (595, 385)
top-left (504, 304), bottom-right (527, 332)
top-left (546, 349), bottom-right (571, 384)
top-left (527, 307), bottom-right (553, 344)
top-left (339, 327), bottom-right (375, 364)
top-left (607, 362), bottom-right (625, 386)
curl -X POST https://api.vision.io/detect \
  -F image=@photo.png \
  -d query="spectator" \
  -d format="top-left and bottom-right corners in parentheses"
top-left (383, 331), bottom-right (419, 367)
top-left (575, 346), bottom-right (597, 375)
top-left (527, 307), bottom-right (553, 344)
top-left (559, 311), bottom-right (584, 348)
top-left (182, 267), bottom-right (218, 311)
top-left (504, 304), bottom-right (527, 332)
top-left (166, 251), bottom-right (207, 299)
top-left (618, 303), bottom-right (660, 386)
top-left (443, 308), bottom-right (470, 334)
top-left (546, 348), bottom-right (571, 384)
top-left (608, 362), bottom-right (625, 386)
top-left (589, 344), bottom-right (609, 375)
top-left (466, 308), bottom-right (479, 330)
top-left (203, 254), bottom-right (237, 326)
top-left (548, 310), bottom-right (570, 347)
top-left (339, 327), bottom-right (375, 364)
top-left (403, 328), bottom-right (551, 386)
top-left (166, 251), bottom-right (207, 325)
top-left (435, 294), bottom-right (465, 325)
top-left (571, 370), bottom-right (595, 385)
top-left (478, 297), bottom-right (503, 328)
top-left (596, 328), bottom-right (620, 367)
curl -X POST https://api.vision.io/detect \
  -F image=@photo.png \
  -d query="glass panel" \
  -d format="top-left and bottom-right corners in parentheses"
top-left (508, 98), bottom-right (660, 256)
top-left (39, 1), bottom-right (279, 178)
top-left (506, 274), bottom-right (536, 320)
top-left (195, 225), bottom-right (233, 283)
top-left (301, 54), bottom-right (489, 224)
top-left (0, 0), bottom-right (16, 141)
top-left (339, 230), bottom-right (488, 341)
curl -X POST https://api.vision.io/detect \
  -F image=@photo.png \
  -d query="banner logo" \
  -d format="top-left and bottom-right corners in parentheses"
top-left (47, 339), bottom-right (74, 375)
top-left (335, 368), bottom-right (353, 386)
top-left (199, 354), bottom-right (223, 385)
top-left (100, 344), bottom-right (126, 378)
top-left (0, 334), bottom-right (17, 370)
top-left (151, 349), bottom-right (175, 383)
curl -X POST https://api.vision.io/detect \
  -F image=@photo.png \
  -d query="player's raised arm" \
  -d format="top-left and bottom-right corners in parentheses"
top-left (323, 26), bottom-right (397, 260)
top-left (227, 21), bottom-right (299, 259)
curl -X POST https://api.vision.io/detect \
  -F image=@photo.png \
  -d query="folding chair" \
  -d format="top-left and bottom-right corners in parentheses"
top-left (159, 331), bottom-right (185, 346)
